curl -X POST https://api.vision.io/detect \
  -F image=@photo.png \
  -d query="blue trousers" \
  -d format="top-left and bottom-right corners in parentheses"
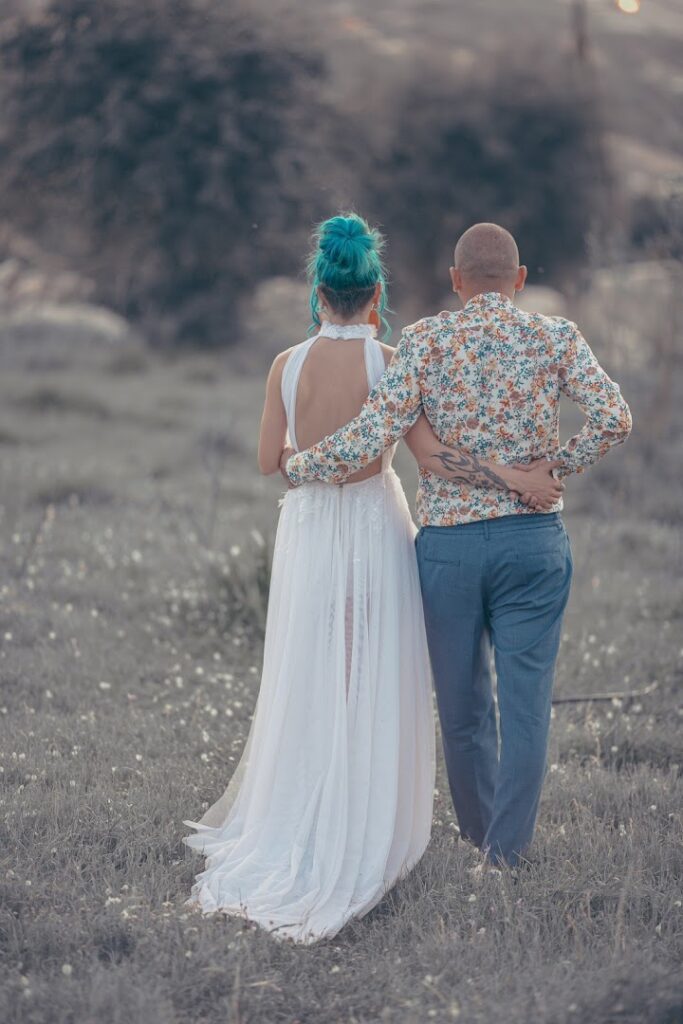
top-left (416, 512), bottom-right (573, 866)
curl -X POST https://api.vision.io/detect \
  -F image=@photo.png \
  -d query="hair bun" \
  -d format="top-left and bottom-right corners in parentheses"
top-left (307, 212), bottom-right (388, 334)
top-left (318, 214), bottom-right (376, 275)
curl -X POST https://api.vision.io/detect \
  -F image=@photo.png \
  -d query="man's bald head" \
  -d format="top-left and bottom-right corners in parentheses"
top-left (453, 223), bottom-right (520, 283)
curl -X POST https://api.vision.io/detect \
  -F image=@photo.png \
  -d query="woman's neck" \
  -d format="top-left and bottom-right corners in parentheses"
top-left (321, 311), bottom-right (372, 326)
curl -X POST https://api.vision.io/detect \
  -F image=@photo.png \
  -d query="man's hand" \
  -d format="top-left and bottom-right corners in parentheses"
top-left (503, 458), bottom-right (565, 510)
top-left (279, 446), bottom-right (297, 488)
top-left (513, 457), bottom-right (563, 475)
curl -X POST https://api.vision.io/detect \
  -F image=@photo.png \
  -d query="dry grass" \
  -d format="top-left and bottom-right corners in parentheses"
top-left (0, 311), bottom-right (682, 1024)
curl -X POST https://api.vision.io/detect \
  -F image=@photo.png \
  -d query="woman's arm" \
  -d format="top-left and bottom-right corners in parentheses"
top-left (257, 351), bottom-right (289, 475)
top-left (403, 413), bottom-right (564, 510)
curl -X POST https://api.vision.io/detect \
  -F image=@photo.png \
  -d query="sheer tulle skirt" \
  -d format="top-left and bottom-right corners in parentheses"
top-left (182, 469), bottom-right (435, 943)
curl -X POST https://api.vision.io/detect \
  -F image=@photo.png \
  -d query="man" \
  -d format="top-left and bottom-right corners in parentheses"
top-left (284, 223), bottom-right (632, 867)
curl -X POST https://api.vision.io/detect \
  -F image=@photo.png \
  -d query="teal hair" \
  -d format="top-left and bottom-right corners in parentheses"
top-left (307, 213), bottom-right (391, 338)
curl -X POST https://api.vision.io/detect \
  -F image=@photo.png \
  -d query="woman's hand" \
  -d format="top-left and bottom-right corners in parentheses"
top-left (279, 446), bottom-right (297, 487)
top-left (503, 458), bottom-right (565, 510)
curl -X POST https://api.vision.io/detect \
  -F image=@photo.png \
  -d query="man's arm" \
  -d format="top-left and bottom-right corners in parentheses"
top-left (285, 328), bottom-right (423, 486)
top-left (403, 413), bottom-right (564, 508)
top-left (554, 321), bottom-right (632, 477)
top-left (285, 323), bottom-right (565, 503)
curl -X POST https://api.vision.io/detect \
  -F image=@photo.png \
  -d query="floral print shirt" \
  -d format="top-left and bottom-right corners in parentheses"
top-left (286, 292), bottom-right (632, 526)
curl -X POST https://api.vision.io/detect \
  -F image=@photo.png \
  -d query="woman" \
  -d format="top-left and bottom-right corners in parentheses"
top-left (183, 213), bottom-right (558, 943)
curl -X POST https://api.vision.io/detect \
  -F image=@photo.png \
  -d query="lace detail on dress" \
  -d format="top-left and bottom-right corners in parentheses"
top-left (318, 321), bottom-right (377, 340)
top-left (283, 477), bottom-right (386, 534)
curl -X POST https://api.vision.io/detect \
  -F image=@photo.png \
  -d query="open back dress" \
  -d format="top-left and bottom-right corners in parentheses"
top-left (183, 322), bottom-right (435, 943)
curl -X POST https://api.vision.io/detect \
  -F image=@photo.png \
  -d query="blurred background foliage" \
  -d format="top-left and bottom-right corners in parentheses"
top-left (0, 0), bottom-right (332, 344)
top-left (355, 58), bottom-right (610, 317)
top-left (0, 0), bottom-right (681, 347)
top-left (0, 0), bottom-right (659, 346)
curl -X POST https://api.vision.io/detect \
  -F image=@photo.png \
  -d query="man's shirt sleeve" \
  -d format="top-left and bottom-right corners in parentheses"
top-left (286, 328), bottom-right (424, 486)
top-left (555, 321), bottom-right (632, 476)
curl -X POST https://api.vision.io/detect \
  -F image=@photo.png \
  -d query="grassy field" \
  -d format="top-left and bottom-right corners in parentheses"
top-left (0, 306), bottom-right (682, 1024)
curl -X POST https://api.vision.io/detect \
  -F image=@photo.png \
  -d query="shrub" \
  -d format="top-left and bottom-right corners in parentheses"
top-left (357, 57), bottom-right (610, 313)
top-left (0, 0), bottom-right (329, 344)
top-left (629, 190), bottom-right (683, 262)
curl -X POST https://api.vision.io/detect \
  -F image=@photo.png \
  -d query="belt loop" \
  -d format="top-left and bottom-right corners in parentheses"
top-left (483, 519), bottom-right (490, 540)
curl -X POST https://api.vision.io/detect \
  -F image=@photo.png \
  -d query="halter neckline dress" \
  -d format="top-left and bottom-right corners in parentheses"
top-left (183, 322), bottom-right (435, 944)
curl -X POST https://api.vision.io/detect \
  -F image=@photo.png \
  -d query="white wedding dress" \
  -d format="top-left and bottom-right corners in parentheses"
top-left (183, 323), bottom-right (435, 943)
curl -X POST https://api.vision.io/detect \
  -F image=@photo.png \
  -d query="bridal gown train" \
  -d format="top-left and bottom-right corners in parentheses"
top-left (183, 324), bottom-right (435, 943)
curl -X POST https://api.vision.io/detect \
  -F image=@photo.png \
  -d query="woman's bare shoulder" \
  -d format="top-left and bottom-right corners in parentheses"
top-left (267, 345), bottom-right (296, 379)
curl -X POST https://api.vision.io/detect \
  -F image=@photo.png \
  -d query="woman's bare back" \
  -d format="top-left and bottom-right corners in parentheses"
top-left (294, 335), bottom-right (393, 483)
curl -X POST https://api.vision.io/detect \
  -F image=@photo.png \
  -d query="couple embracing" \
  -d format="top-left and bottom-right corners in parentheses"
top-left (183, 214), bottom-right (632, 944)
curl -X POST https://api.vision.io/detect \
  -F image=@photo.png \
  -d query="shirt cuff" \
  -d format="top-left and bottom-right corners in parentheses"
top-left (554, 449), bottom-right (585, 479)
top-left (285, 452), bottom-right (308, 487)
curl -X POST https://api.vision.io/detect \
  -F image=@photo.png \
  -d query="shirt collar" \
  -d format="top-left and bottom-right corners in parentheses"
top-left (464, 291), bottom-right (515, 310)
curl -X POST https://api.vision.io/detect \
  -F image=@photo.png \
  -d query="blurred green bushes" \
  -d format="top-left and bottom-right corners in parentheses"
top-left (0, 0), bottom-right (611, 344)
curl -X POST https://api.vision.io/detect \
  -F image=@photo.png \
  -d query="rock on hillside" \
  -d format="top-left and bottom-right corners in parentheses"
top-left (0, 301), bottom-right (146, 373)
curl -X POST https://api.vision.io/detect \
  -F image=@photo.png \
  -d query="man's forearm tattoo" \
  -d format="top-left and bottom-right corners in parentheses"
top-left (429, 449), bottom-right (508, 490)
